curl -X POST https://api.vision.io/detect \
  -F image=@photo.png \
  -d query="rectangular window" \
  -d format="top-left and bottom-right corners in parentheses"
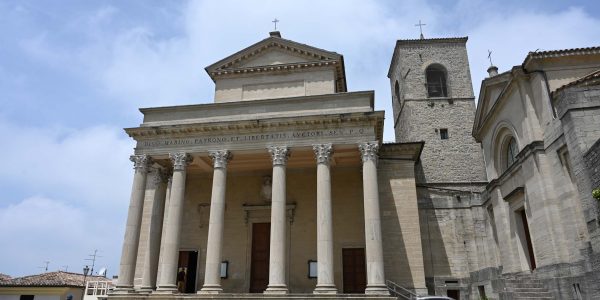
top-left (20, 296), bottom-right (34, 300)
top-left (440, 128), bottom-right (449, 139)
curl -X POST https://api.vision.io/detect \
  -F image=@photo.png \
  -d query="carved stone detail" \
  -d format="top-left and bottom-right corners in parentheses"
top-left (130, 155), bottom-right (151, 172)
top-left (208, 150), bottom-right (232, 169)
top-left (312, 144), bottom-right (333, 165)
top-left (358, 141), bottom-right (380, 164)
top-left (151, 168), bottom-right (169, 186)
top-left (169, 152), bottom-right (192, 171)
top-left (268, 146), bottom-right (290, 166)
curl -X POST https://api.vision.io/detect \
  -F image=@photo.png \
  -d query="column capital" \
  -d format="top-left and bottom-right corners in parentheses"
top-left (209, 150), bottom-right (232, 169)
top-left (312, 144), bottom-right (333, 165)
top-left (358, 141), bottom-right (380, 164)
top-left (268, 146), bottom-right (290, 166)
top-left (130, 154), bottom-right (152, 172)
top-left (169, 152), bottom-right (192, 171)
top-left (151, 168), bottom-right (170, 186)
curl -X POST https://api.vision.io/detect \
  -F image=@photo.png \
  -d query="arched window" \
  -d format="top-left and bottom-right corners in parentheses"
top-left (394, 80), bottom-right (400, 103)
top-left (426, 65), bottom-right (448, 97)
top-left (505, 137), bottom-right (518, 169)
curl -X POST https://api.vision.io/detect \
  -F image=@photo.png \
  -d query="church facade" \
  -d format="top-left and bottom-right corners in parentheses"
top-left (109, 31), bottom-right (600, 300)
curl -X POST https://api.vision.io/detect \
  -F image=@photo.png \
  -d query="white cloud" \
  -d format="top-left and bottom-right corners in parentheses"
top-left (0, 119), bottom-right (133, 276)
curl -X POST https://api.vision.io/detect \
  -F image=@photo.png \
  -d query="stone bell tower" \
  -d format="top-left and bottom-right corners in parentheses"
top-left (387, 37), bottom-right (488, 296)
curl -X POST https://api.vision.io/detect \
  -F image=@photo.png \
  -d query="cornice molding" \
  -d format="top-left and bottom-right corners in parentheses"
top-left (125, 111), bottom-right (385, 141)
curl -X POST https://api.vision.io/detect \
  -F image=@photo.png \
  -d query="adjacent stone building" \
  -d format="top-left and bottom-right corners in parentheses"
top-left (472, 47), bottom-right (600, 299)
top-left (110, 30), bottom-right (600, 299)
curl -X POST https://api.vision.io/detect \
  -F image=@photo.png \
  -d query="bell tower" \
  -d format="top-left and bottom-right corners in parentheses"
top-left (387, 37), bottom-right (488, 295)
top-left (387, 37), bottom-right (486, 185)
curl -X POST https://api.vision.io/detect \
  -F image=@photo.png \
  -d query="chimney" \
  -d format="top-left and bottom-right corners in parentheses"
top-left (269, 31), bottom-right (281, 38)
top-left (487, 65), bottom-right (498, 77)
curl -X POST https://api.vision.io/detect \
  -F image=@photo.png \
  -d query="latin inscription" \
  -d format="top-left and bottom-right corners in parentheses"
top-left (139, 127), bottom-right (371, 148)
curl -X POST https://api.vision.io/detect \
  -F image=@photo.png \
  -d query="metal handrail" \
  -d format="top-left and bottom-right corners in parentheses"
top-left (386, 279), bottom-right (419, 300)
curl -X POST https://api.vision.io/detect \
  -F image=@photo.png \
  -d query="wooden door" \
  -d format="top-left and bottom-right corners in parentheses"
top-left (250, 222), bottom-right (270, 293)
top-left (519, 210), bottom-right (536, 270)
top-left (342, 248), bottom-right (366, 293)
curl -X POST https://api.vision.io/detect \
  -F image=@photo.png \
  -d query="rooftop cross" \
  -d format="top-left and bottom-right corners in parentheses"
top-left (415, 20), bottom-right (426, 39)
top-left (272, 18), bottom-right (279, 31)
top-left (488, 50), bottom-right (494, 66)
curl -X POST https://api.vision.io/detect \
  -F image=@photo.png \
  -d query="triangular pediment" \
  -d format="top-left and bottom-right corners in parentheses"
top-left (236, 49), bottom-right (311, 68)
top-left (473, 72), bottom-right (512, 139)
top-left (205, 33), bottom-right (347, 92)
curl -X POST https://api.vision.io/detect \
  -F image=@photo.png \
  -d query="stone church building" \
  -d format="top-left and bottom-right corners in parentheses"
top-left (109, 31), bottom-right (600, 299)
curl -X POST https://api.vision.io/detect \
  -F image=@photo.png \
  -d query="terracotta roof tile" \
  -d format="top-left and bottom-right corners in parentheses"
top-left (0, 271), bottom-right (110, 287)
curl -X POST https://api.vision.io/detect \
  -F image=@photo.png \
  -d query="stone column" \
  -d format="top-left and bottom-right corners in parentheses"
top-left (264, 146), bottom-right (290, 294)
top-left (312, 144), bottom-right (337, 294)
top-left (115, 155), bottom-right (152, 292)
top-left (139, 169), bottom-right (168, 292)
top-left (200, 150), bottom-right (232, 294)
top-left (358, 142), bottom-right (389, 295)
top-left (156, 152), bottom-right (192, 293)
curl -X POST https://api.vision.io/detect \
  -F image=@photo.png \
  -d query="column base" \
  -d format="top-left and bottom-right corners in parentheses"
top-left (136, 287), bottom-right (153, 294)
top-left (153, 285), bottom-right (179, 294)
top-left (198, 285), bottom-right (223, 294)
top-left (111, 286), bottom-right (135, 294)
top-left (365, 285), bottom-right (390, 295)
top-left (313, 285), bottom-right (337, 294)
top-left (264, 285), bottom-right (289, 294)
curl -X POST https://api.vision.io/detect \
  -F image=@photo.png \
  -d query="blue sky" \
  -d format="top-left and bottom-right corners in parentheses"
top-left (1, 0), bottom-right (599, 277)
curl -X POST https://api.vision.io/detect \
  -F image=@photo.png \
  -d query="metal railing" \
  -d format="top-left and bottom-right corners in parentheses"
top-left (386, 279), bottom-right (419, 300)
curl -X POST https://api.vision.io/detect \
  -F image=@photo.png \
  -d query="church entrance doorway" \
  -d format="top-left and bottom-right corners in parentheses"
top-left (177, 250), bottom-right (198, 293)
top-left (342, 248), bottom-right (366, 293)
top-left (250, 222), bottom-right (270, 293)
top-left (517, 209), bottom-right (536, 270)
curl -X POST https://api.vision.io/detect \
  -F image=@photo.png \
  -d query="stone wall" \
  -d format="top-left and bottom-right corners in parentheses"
top-left (585, 139), bottom-right (600, 191)
top-left (378, 158), bottom-right (426, 293)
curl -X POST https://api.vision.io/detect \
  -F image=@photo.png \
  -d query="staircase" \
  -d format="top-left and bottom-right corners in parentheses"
top-left (498, 275), bottom-right (554, 300)
top-left (386, 280), bottom-right (418, 300)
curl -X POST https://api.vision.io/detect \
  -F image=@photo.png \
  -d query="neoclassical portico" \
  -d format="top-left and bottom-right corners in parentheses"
top-left (115, 138), bottom-right (391, 294)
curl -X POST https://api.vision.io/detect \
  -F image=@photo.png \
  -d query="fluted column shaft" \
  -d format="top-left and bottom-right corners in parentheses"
top-left (156, 153), bottom-right (191, 293)
top-left (313, 144), bottom-right (337, 294)
top-left (116, 155), bottom-right (151, 292)
top-left (265, 146), bottom-right (290, 294)
top-left (200, 150), bottom-right (232, 294)
top-left (139, 169), bottom-right (168, 292)
top-left (358, 142), bottom-right (389, 295)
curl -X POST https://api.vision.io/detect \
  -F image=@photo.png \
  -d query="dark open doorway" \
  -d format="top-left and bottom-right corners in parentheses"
top-left (177, 250), bottom-right (198, 293)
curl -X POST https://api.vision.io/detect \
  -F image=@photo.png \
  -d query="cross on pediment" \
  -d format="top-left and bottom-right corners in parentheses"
top-left (272, 18), bottom-right (279, 31)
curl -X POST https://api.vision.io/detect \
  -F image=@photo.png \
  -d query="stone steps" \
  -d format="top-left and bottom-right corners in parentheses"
top-left (498, 274), bottom-right (555, 300)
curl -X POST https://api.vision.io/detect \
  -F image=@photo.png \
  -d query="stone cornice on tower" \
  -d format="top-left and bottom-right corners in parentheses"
top-left (387, 36), bottom-right (469, 78)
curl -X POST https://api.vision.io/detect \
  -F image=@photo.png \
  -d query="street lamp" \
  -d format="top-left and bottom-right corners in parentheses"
top-left (82, 265), bottom-right (90, 299)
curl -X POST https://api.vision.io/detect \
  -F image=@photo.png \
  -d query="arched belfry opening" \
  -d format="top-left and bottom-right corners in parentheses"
top-left (425, 64), bottom-right (448, 97)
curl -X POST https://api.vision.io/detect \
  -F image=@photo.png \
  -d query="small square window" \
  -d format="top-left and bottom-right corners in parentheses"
top-left (440, 129), bottom-right (448, 139)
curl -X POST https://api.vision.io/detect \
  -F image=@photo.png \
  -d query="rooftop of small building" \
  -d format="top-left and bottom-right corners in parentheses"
top-left (0, 271), bottom-right (110, 288)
